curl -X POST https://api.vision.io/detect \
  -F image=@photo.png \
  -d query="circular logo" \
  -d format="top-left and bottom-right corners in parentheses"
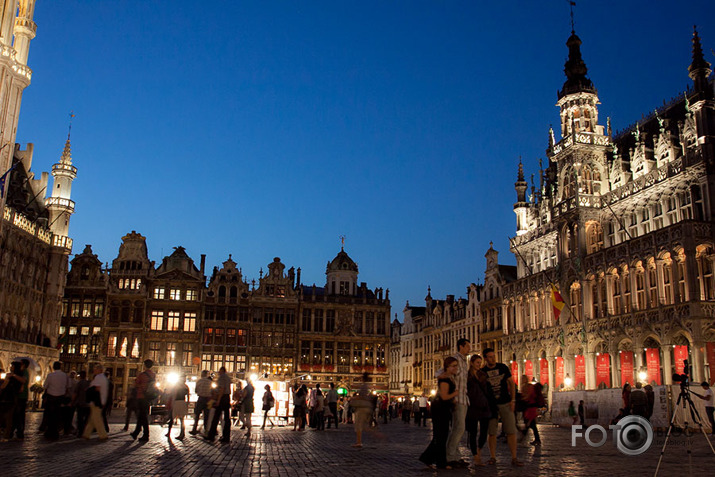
top-left (615, 415), bottom-right (653, 456)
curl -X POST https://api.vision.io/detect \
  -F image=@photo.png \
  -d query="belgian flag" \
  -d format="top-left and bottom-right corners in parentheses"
top-left (551, 285), bottom-right (566, 323)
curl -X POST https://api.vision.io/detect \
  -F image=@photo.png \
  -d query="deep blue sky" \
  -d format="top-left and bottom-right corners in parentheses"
top-left (16, 1), bottom-right (715, 318)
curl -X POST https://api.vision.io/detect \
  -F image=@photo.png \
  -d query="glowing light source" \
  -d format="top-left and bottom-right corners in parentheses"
top-left (35, 375), bottom-right (41, 383)
top-left (430, 389), bottom-right (436, 396)
top-left (564, 375), bottom-right (573, 388)
top-left (638, 371), bottom-right (647, 382)
top-left (211, 382), bottom-right (217, 389)
top-left (250, 373), bottom-right (258, 382)
top-left (166, 372), bottom-right (179, 385)
top-left (0, 373), bottom-right (6, 380)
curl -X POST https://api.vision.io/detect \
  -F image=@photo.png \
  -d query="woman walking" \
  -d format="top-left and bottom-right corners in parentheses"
top-left (166, 375), bottom-right (189, 439)
top-left (261, 384), bottom-right (275, 430)
top-left (419, 357), bottom-right (459, 469)
top-left (292, 384), bottom-right (307, 431)
top-left (314, 389), bottom-right (325, 430)
top-left (466, 354), bottom-right (494, 466)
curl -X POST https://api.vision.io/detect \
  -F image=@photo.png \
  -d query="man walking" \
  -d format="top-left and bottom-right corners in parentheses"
top-left (445, 338), bottom-right (470, 468)
top-left (130, 359), bottom-right (156, 441)
top-left (83, 364), bottom-right (108, 441)
top-left (190, 370), bottom-right (212, 435)
top-left (418, 394), bottom-right (428, 427)
top-left (482, 348), bottom-right (523, 466)
top-left (206, 366), bottom-right (232, 443)
top-left (326, 383), bottom-right (339, 429)
top-left (43, 361), bottom-right (68, 440)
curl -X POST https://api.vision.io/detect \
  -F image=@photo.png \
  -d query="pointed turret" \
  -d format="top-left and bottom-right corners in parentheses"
top-left (555, 30), bottom-right (603, 138)
top-left (514, 160), bottom-right (529, 235)
top-left (688, 26), bottom-right (713, 99)
top-left (45, 128), bottom-right (77, 243)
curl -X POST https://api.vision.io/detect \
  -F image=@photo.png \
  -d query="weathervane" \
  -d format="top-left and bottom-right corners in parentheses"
top-left (68, 110), bottom-right (75, 139)
top-left (339, 234), bottom-right (346, 251)
top-left (568, 0), bottom-right (576, 33)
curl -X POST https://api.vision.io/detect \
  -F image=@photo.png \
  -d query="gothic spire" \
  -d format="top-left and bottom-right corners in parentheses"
top-left (558, 30), bottom-right (596, 99)
top-left (515, 159), bottom-right (527, 204)
top-left (688, 26), bottom-right (712, 97)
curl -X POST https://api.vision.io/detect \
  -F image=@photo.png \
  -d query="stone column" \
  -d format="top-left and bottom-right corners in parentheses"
top-left (585, 351), bottom-right (596, 390)
top-left (662, 343), bottom-right (673, 385)
top-left (610, 344), bottom-right (620, 388)
top-left (691, 341), bottom-right (705, 383)
top-left (546, 354), bottom-right (555, 407)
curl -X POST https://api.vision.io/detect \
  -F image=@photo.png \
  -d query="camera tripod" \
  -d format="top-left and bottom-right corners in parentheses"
top-left (654, 383), bottom-right (715, 476)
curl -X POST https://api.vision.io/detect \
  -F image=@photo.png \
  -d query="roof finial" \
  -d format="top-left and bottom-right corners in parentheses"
top-left (689, 25), bottom-right (713, 96)
top-left (339, 234), bottom-right (345, 251)
top-left (68, 111), bottom-right (75, 141)
top-left (568, 0), bottom-right (576, 34)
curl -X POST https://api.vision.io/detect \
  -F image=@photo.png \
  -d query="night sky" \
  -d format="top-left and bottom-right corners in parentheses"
top-left (15, 1), bottom-right (715, 318)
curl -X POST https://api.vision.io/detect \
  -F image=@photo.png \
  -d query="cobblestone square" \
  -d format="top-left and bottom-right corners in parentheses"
top-left (0, 412), bottom-right (713, 476)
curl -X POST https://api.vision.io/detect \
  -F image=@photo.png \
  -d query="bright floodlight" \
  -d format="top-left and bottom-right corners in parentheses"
top-left (167, 372), bottom-right (179, 385)
top-left (35, 375), bottom-right (41, 382)
top-left (430, 389), bottom-right (436, 396)
top-left (564, 376), bottom-right (573, 387)
top-left (638, 371), bottom-right (647, 382)
top-left (250, 373), bottom-right (258, 382)
top-left (0, 373), bottom-right (5, 380)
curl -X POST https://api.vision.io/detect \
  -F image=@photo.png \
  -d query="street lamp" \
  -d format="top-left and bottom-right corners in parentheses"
top-left (564, 374), bottom-right (573, 388)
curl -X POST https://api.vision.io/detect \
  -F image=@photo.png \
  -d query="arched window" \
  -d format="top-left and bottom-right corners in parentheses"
top-left (586, 222), bottom-right (603, 254)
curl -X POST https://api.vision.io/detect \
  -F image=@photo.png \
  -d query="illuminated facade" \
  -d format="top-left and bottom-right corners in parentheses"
top-left (501, 29), bottom-right (715, 396)
top-left (61, 240), bottom-right (391, 403)
top-left (0, 0), bottom-right (76, 381)
top-left (389, 246), bottom-right (515, 396)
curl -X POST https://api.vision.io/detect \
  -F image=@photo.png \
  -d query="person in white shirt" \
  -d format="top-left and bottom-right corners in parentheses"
top-left (82, 364), bottom-right (109, 440)
top-left (692, 382), bottom-right (714, 435)
top-left (418, 395), bottom-right (429, 426)
top-left (43, 361), bottom-right (68, 440)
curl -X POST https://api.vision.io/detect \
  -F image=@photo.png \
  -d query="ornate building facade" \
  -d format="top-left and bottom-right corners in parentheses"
top-left (60, 238), bottom-right (391, 403)
top-left (0, 0), bottom-right (77, 380)
top-left (389, 245), bottom-right (515, 397)
top-left (501, 28), bottom-right (715, 397)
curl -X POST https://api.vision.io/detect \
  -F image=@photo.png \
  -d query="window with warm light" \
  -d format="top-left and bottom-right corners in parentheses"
top-left (184, 312), bottom-right (197, 332)
top-left (154, 287), bottom-right (165, 299)
top-left (150, 311), bottom-right (164, 330)
top-left (170, 288), bottom-right (181, 300)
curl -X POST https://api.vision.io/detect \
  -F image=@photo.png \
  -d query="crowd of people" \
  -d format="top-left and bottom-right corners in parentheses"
top-left (418, 339), bottom-right (546, 470)
top-left (1, 347), bottom-right (554, 464)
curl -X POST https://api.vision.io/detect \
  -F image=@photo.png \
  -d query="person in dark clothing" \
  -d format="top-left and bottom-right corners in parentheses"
top-left (0, 362), bottom-right (23, 440)
top-left (419, 357), bottom-right (459, 470)
top-left (74, 371), bottom-right (91, 437)
top-left (466, 354), bottom-right (494, 466)
top-left (629, 382), bottom-right (648, 417)
top-left (11, 359), bottom-right (29, 439)
top-left (578, 400), bottom-right (585, 426)
top-left (102, 372), bottom-right (114, 432)
top-left (521, 383), bottom-right (544, 446)
top-left (643, 385), bottom-right (655, 420)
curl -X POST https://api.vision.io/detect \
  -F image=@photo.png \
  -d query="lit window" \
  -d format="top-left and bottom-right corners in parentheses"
top-left (81, 326), bottom-right (90, 336)
top-left (119, 337), bottom-right (128, 357)
top-left (150, 311), bottom-right (164, 330)
top-left (184, 312), bottom-right (197, 332)
top-left (82, 303), bottom-right (92, 317)
top-left (93, 327), bottom-right (101, 335)
top-left (131, 338), bottom-right (140, 358)
top-left (69, 326), bottom-right (78, 335)
top-left (166, 343), bottom-right (177, 366)
top-left (167, 311), bottom-right (180, 331)
top-left (154, 287), bottom-right (165, 299)
top-left (186, 289), bottom-right (197, 301)
top-left (106, 334), bottom-right (117, 357)
top-left (79, 343), bottom-right (88, 355)
top-left (170, 289), bottom-right (182, 300)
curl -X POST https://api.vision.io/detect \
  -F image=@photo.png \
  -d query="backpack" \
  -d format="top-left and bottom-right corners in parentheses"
top-left (143, 372), bottom-right (159, 401)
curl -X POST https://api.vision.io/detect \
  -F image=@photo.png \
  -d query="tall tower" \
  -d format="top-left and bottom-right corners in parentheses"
top-left (45, 131), bottom-right (77, 239)
top-left (0, 1), bottom-right (36, 211)
top-left (514, 160), bottom-right (529, 235)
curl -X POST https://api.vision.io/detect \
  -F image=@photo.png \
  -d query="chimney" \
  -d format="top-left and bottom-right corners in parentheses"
top-left (200, 254), bottom-right (206, 275)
